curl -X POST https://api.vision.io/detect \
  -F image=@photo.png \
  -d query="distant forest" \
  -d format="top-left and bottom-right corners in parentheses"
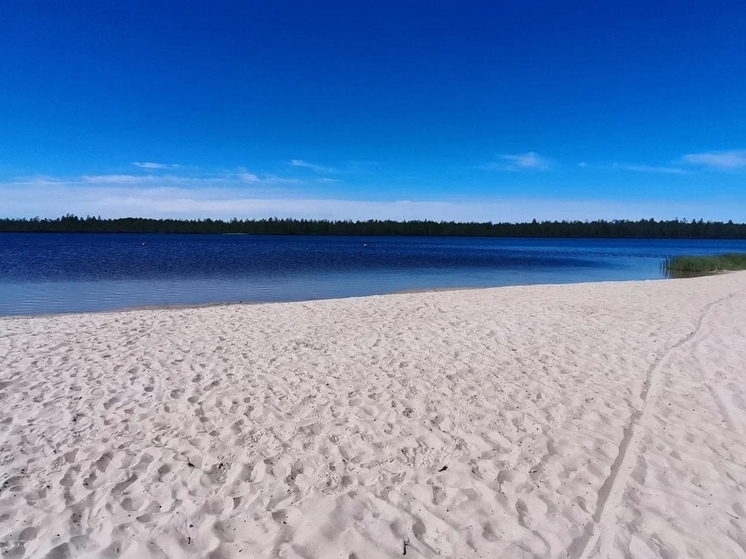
top-left (2, 215), bottom-right (746, 238)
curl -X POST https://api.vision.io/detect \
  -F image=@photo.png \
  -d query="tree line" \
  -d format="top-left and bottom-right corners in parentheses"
top-left (1, 215), bottom-right (746, 238)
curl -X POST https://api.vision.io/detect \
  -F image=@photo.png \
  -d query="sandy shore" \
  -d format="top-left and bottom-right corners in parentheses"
top-left (1, 273), bottom-right (745, 559)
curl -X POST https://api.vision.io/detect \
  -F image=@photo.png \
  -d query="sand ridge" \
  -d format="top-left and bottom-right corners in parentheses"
top-left (1, 273), bottom-right (745, 558)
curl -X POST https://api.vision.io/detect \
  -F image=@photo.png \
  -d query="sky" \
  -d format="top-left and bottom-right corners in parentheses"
top-left (1, 0), bottom-right (745, 222)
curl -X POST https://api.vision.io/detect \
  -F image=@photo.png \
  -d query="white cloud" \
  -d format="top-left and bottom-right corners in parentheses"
top-left (76, 168), bottom-right (301, 189)
top-left (81, 174), bottom-right (225, 188)
top-left (133, 162), bottom-right (181, 170)
top-left (682, 150), bottom-right (746, 169)
top-left (84, 174), bottom-right (163, 184)
top-left (483, 152), bottom-right (551, 171)
top-left (291, 159), bottom-right (333, 173)
top-left (1, 178), bottom-right (742, 222)
top-left (238, 171), bottom-right (260, 182)
top-left (613, 163), bottom-right (689, 175)
top-left (253, 174), bottom-right (302, 185)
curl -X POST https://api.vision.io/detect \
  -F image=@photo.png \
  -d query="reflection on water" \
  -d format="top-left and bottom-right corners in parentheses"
top-left (1, 233), bottom-right (745, 316)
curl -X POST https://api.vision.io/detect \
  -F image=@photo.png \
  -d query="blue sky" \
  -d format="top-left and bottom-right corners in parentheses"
top-left (1, 1), bottom-right (745, 221)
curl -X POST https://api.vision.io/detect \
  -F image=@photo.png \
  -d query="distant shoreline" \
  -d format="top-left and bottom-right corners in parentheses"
top-left (2, 215), bottom-right (746, 238)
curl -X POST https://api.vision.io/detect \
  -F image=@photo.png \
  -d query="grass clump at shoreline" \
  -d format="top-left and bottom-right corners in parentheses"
top-left (664, 253), bottom-right (746, 274)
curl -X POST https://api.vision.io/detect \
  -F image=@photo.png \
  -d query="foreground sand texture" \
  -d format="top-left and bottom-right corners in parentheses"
top-left (1, 274), bottom-right (746, 559)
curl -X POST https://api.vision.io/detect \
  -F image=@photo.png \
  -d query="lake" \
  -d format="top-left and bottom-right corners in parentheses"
top-left (1, 233), bottom-right (745, 316)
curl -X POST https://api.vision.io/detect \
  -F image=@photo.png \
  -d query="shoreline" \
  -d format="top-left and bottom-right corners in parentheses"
top-left (2, 272), bottom-right (745, 558)
top-left (0, 273), bottom-right (714, 321)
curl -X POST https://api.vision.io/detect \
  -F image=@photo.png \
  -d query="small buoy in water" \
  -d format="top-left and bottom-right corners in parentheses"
top-left (141, 242), bottom-right (148, 247)
top-left (363, 243), bottom-right (368, 248)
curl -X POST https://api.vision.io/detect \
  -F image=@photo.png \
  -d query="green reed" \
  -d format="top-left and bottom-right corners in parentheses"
top-left (663, 253), bottom-right (746, 274)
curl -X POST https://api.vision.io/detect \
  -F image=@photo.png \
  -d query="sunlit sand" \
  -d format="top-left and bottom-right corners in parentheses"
top-left (2, 273), bottom-right (745, 558)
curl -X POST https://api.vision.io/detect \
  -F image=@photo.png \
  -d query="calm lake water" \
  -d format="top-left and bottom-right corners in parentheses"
top-left (1, 233), bottom-right (745, 316)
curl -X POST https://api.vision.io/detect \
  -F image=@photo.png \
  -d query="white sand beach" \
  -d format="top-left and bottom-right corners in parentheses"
top-left (1, 273), bottom-right (745, 559)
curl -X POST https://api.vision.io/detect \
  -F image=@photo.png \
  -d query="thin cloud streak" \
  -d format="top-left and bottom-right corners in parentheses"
top-left (482, 152), bottom-right (551, 171)
top-left (133, 162), bottom-right (181, 170)
top-left (75, 169), bottom-right (302, 188)
top-left (237, 171), bottom-right (260, 182)
top-left (682, 150), bottom-right (746, 169)
top-left (290, 159), bottom-right (334, 173)
top-left (84, 174), bottom-right (165, 184)
top-left (232, 168), bottom-right (302, 184)
top-left (613, 163), bottom-right (689, 175)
